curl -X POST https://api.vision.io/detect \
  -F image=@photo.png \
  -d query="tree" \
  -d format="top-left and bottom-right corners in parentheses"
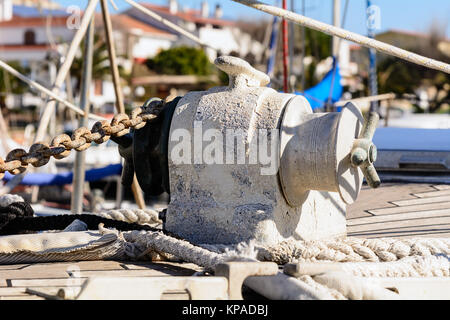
top-left (146, 46), bottom-right (212, 76)
top-left (376, 29), bottom-right (450, 113)
top-left (291, 26), bottom-right (332, 88)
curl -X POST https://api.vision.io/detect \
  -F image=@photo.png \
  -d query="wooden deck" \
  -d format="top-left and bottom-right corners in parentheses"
top-left (0, 183), bottom-right (449, 300)
top-left (347, 183), bottom-right (450, 238)
top-left (0, 261), bottom-right (202, 300)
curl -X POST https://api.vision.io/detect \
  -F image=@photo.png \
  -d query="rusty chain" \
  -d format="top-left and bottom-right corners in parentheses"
top-left (0, 101), bottom-right (164, 180)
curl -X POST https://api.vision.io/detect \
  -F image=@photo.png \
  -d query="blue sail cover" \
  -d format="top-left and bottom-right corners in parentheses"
top-left (296, 58), bottom-right (343, 110)
top-left (266, 16), bottom-right (279, 78)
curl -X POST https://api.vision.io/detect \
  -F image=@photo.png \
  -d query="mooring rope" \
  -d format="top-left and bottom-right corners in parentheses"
top-left (1, 193), bottom-right (449, 300)
top-left (256, 237), bottom-right (450, 264)
top-left (0, 194), bottom-right (161, 235)
top-left (122, 229), bottom-right (449, 300)
top-left (94, 208), bottom-right (162, 226)
top-left (290, 255), bottom-right (450, 278)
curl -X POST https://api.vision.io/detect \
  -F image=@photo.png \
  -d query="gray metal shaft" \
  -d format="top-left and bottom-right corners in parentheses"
top-left (71, 18), bottom-right (95, 214)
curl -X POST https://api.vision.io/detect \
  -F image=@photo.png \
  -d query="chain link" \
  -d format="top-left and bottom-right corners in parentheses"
top-left (0, 101), bottom-right (163, 179)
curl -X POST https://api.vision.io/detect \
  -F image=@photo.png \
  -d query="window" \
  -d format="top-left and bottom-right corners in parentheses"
top-left (24, 30), bottom-right (36, 45)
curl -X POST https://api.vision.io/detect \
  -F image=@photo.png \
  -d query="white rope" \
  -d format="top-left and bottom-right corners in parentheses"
top-left (257, 237), bottom-right (450, 264)
top-left (121, 230), bottom-right (450, 300)
top-left (298, 274), bottom-right (348, 300)
top-left (94, 208), bottom-right (162, 226)
top-left (334, 93), bottom-right (396, 107)
top-left (123, 230), bottom-right (224, 270)
top-left (338, 255), bottom-right (450, 277)
top-left (286, 255), bottom-right (450, 278)
top-left (232, 0), bottom-right (450, 74)
top-left (311, 272), bottom-right (401, 300)
top-left (1, 193), bottom-right (448, 299)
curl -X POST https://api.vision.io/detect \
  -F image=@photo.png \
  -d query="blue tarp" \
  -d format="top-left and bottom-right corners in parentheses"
top-left (296, 58), bottom-right (343, 110)
top-left (2, 164), bottom-right (122, 186)
top-left (266, 16), bottom-right (279, 78)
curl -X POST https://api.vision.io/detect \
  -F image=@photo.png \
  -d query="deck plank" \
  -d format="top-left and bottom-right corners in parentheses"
top-left (433, 185), bottom-right (450, 191)
top-left (412, 190), bottom-right (450, 198)
top-left (10, 278), bottom-right (87, 287)
top-left (347, 183), bottom-right (437, 219)
top-left (120, 261), bottom-right (202, 273)
top-left (0, 266), bottom-right (71, 280)
top-left (347, 209), bottom-right (450, 226)
top-left (0, 264), bottom-right (30, 271)
top-left (367, 203), bottom-right (450, 215)
top-left (391, 195), bottom-right (450, 206)
top-left (0, 295), bottom-right (45, 300)
top-left (348, 216), bottom-right (450, 234)
top-left (349, 230), bottom-right (450, 239)
top-left (0, 287), bottom-right (28, 296)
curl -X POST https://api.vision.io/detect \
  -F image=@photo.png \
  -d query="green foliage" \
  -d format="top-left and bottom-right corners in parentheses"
top-left (377, 52), bottom-right (450, 113)
top-left (146, 46), bottom-right (212, 76)
top-left (303, 28), bottom-right (332, 61)
top-left (290, 26), bottom-right (332, 90)
top-left (377, 57), bottom-right (421, 94)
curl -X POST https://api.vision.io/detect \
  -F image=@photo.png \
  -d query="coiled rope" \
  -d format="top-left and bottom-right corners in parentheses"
top-left (1, 194), bottom-right (449, 299)
top-left (0, 194), bottom-right (161, 235)
top-left (123, 230), bottom-right (449, 299)
top-left (256, 238), bottom-right (450, 264)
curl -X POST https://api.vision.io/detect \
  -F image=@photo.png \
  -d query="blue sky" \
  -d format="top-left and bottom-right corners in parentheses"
top-left (54, 0), bottom-right (450, 37)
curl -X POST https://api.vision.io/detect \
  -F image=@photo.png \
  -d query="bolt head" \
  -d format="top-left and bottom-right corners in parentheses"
top-left (351, 148), bottom-right (367, 166)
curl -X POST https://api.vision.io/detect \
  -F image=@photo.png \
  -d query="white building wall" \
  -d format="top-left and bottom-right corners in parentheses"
top-left (0, 26), bottom-right (74, 46)
top-left (199, 26), bottom-right (239, 55)
top-left (89, 80), bottom-right (117, 109)
top-left (132, 36), bottom-right (173, 59)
